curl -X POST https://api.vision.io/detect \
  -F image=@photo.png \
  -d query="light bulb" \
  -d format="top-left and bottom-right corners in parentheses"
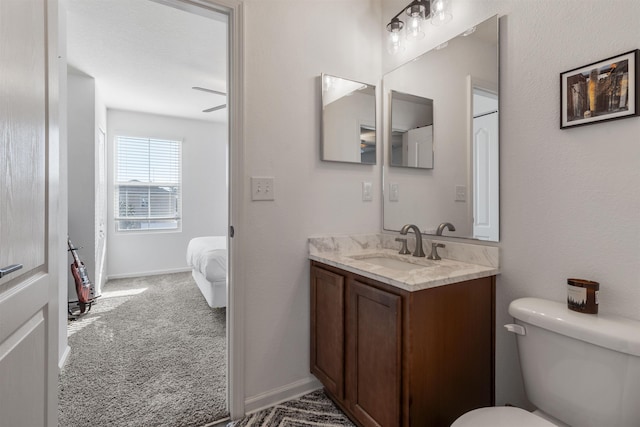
top-left (406, 14), bottom-right (424, 40)
top-left (431, 0), bottom-right (452, 26)
top-left (387, 31), bottom-right (402, 55)
top-left (405, 3), bottom-right (425, 40)
top-left (386, 18), bottom-right (405, 55)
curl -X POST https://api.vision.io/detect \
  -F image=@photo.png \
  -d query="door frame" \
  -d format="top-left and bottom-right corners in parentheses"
top-left (49, 0), bottom-right (63, 424)
top-left (57, 0), bottom-right (246, 420)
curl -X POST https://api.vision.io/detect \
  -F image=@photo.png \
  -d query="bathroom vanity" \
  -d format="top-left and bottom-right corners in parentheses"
top-left (309, 234), bottom-right (499, 427)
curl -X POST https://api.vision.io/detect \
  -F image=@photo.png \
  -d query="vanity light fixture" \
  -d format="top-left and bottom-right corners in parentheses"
top-left (386, 0), bottom-right (453, 54)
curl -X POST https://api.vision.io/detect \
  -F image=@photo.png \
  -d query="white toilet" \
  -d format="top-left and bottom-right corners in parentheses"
top-left (452, 297), bottom-right (640, 427)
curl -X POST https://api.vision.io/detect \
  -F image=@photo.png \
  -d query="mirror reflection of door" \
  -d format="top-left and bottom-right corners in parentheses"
top-left (472, 88), bottom-right (499, 241)
top-left (389, 91), bottom-right (434, 169)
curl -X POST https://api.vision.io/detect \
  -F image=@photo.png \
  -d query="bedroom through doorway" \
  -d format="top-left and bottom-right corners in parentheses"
top-left (61, 0), bottom-right (232, 425)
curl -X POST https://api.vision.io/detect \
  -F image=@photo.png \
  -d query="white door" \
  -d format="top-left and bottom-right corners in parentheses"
top-left (0, 0), bottom-right (59, 426)
top-left (95, 128), bottom-right (107, 295)
top-left (403, 125), bottom-right (433, 168)
top-left (472, 111), bottom-right (499, 241)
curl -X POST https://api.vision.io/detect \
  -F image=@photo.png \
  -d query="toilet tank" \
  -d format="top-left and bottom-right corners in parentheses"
top-left (508, 297), bottom-right (640, 427)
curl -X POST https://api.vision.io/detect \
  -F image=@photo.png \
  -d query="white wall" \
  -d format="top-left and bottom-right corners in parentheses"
top-left (67, 69), bottom-right (107, 299)
top-left (382, 0), bottom-right (640, 409)
top-left (67, 70), bottom-right (97, 298)
top-left (242, 0), bottom-right (382, 405)
top-left (240, 0), bottom-right (640, 413)
top-left (106, 109), bottom-right (227, 278)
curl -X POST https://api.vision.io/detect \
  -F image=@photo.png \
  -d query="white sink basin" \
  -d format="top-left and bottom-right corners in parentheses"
top-left (348, 254), bottom-right (436, 271)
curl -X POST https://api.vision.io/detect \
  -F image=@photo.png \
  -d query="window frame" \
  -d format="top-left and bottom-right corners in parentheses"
top-left (113, 135), bottom-right (183, 233)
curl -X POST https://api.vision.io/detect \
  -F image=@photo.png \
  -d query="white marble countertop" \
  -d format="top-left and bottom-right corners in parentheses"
top-left (309, 234), bottom-right (500, 292)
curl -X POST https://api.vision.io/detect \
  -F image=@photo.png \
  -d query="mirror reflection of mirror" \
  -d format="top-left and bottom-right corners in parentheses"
top-left (390, 91), bottom-right (434, 168)
top-left (383, 15), bottom-right (499, 241)
top-left (321, 73), bottom-right (376, 165)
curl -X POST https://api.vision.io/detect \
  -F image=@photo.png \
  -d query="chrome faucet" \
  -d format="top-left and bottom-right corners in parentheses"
top-left (428, 222), bottom-right (456, 260)
top-left (399, 224), bottom-right (425, 257)
top-left (436, 222), bottom-right (456, 236)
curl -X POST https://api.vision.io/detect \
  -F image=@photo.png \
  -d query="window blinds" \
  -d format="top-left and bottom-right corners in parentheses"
top-left (115, 136), bottom-right (182, 231)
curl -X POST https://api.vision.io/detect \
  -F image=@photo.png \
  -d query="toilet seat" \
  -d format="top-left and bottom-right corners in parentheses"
top-left (451, 407), bottom-right (557, 427)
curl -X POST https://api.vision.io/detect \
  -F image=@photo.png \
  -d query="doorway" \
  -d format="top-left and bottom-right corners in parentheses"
top-left (62, 0), bottom-right (238, 424)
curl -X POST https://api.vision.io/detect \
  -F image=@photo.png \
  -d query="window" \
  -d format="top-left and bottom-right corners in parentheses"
top-left (115, 136), bottom-right (182, 231)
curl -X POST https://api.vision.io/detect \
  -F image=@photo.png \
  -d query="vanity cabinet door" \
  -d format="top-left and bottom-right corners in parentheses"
top-left (347, 279), bottom-right (402, 427)
top-left (310, 265), bottom-right (346, 398)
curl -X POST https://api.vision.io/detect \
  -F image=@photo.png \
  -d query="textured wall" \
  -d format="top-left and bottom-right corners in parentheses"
top-left (382, 0), bottom-right (640, 408)
top-left (243, 0), bottom-right (382, 403)
top-left (240, 0), bottom-right (640, 412)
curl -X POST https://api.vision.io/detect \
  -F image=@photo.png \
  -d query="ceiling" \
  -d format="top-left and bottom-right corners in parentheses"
top-left (66, 0), bottom-right (228, 122)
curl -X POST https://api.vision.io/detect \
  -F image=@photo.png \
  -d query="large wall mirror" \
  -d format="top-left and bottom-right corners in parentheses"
top-left (321, 74), bottom-right (377, 164)
top-left (383, 15), bottom-right (500, 241)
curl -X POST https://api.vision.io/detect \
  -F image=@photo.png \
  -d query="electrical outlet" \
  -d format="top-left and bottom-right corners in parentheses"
top-left (362, 181), bottom-right (373, 201)
top-left (251, 176), bottom-right (275, 201)
top-left (455, 185), bottom-right (466, 202)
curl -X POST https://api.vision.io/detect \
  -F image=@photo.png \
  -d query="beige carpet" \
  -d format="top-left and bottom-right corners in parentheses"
top-left (59, 272), bottom-right (227, 427)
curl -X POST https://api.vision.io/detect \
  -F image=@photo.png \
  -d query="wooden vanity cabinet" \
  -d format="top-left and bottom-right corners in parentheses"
top-left (310, 261), bottom-right (495, 427)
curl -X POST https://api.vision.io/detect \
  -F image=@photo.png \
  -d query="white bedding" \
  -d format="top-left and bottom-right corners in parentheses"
top-left (186, 236), bottom-right (227, 282)
top-left (186, 236), bottom-right (227, 308)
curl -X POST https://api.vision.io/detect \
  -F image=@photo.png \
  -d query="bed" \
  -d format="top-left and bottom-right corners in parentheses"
top-left (186, 236), bottom-right (227, 308)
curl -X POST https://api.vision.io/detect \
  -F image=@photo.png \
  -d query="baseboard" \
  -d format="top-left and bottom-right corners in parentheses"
top-left (107, 267), bottom-right (191, 280)
top-left (59, 345), bottom-right (71, 371)
top-left (244, 376), bottom-right (323, 414)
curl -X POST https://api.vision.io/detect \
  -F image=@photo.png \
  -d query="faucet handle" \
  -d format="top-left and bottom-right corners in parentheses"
top-left (395, 237), bottom-right (410, 255)
top-left (427, 242), bottom-right (445, 260)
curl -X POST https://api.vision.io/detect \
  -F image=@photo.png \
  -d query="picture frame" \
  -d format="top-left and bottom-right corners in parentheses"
top-left (560, 49), bottom-right (639, 129)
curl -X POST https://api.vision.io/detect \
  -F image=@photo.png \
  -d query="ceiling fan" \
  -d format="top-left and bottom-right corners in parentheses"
top-left (192, 86), bottom-right (227, 112)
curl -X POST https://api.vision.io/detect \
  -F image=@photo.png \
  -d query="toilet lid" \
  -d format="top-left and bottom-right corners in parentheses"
top-left (451, 407), bottom-right (557, 427)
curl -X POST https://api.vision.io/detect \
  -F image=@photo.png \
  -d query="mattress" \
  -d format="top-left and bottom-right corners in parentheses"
top-left (186, 236), bottom-right (227, 282)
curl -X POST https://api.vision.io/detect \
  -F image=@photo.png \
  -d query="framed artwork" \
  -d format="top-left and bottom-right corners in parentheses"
top-left (560, 49), bottom-right (639, 129)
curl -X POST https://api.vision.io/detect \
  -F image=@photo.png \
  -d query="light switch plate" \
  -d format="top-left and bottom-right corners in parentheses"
top-left (389, 183), bottom-right (399, 202)
top-left (251, 176), bottom-right (275, 201)
top-left (455, 185), bottom-right (466, 202)
top-left (362, 181), bottom-right (373, 201)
